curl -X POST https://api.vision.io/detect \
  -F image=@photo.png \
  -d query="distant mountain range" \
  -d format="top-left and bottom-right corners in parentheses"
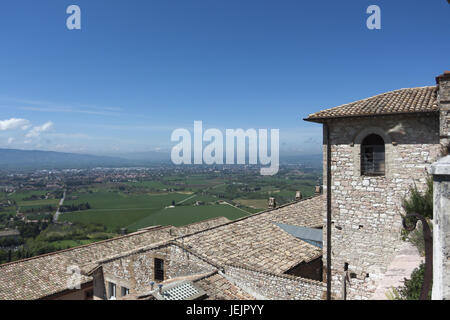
top-left (0, 148), bottom-right (322, 170)
top-left (0, 148), bottom-right (136, 169)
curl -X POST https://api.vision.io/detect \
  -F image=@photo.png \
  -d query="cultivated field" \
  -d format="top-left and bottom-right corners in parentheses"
top-left (127, 204), bottom-right (247, 231)
top-left (59, 191), bottom-right (248, 232)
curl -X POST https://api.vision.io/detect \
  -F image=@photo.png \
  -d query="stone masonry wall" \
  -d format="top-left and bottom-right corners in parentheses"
top-left (437, 72), bottom-right (450, 150)
top-left (430, 156), bottom-right (450, 299)
top-left (223, 265), bottom-right (325, 300)
top-left (100, 243), bottom-right (216, 298)
top-left (322, 114), bottom-right (441, 299)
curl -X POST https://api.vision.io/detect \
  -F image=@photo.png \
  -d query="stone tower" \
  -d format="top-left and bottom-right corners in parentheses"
top-left (305, 72), bottom-right (449, 299)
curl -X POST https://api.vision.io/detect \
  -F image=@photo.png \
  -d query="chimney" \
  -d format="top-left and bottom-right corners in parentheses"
top-left (268, 197), bottom-right (276, 209)
top-left (436, 71), bottom-right (450, 143)
top-left (315, 185), bottom-right (323, 195)
top-left (295, 191), bottom-right (302, 201)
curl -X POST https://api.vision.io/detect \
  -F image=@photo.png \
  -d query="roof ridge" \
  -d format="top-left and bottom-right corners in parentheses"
top-left (192, 270), bottom-right (221, 283)
top-left (176, 216), bottom-right (229, 228)
top-left (90, 238), bottom-right (176, 267)
top-left (82, 238), bottom-right (223, 272)
top-left (0, 225), bottom-right (172, 268)
top-left (224, 263), bottom-right (325, 286)
top-left (171, 240), bottom-right (223, 270)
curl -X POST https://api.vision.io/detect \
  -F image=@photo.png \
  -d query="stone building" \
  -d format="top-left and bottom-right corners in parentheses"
top-left (305, 71), bottom-right (450, 299)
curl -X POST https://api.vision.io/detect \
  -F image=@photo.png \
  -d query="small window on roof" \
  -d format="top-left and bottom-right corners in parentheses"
top-left (361, 134), bottom-right (385, 176)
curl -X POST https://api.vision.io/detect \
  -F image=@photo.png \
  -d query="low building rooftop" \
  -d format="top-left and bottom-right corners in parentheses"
top-left (0, 216), bottom-right (232, 300)
top-left (305, 86), bottom-right (438, 122)
top-left (0, 226), bottom-right (176, 300)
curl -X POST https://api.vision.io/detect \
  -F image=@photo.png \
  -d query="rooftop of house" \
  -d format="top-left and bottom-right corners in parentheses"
top-left (0, 226), bottom-right (175, 300)
top-left (0, 217), bottom-right (229, 300)
top-left (305, 86), bottom-right (438, 122)
top-left (0, 195), bottom-right (324, 300)
top-left (174, 196), bottom-right (324, 274)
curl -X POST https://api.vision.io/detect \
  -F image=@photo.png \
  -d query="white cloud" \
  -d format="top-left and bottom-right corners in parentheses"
top-left (7, 137), bottom-right (14, 144)
top-left (26, 121), bottom-right (54, 138)
top-left (0, 118), bottom-right (30, 131)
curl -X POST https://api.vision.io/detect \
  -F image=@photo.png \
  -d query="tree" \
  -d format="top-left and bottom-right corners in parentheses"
top-left (402, 177), bottom-right (433, 219)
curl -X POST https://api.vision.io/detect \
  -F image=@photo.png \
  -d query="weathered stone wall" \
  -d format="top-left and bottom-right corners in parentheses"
top-left (223, 265), bottom-right (325, 300)
top-left (437, 72), bottom-right (450, 141)
top-left (100, 243), bottom-right (216, 298)
top-left (430, 156), bottom-right (450, 300)
top-left (322, 114), bottom-right (441, 299)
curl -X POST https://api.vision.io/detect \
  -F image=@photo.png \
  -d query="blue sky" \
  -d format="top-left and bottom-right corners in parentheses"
top-left (0, 0), bottom-right (449, 156)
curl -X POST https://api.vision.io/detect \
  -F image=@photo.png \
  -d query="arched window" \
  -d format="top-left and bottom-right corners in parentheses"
top-left (361, 134), bottom-right (385, 176)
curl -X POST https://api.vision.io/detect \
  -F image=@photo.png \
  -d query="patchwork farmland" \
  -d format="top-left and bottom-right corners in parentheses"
top-left (60, 191), bottom-right (248, 232)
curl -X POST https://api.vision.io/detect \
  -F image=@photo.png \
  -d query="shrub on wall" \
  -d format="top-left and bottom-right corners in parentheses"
top-left (401, 177), bottom-right (433, 254)
top-left (402, 178), bottom-right (433, 220)
top-left (395, 263), bottom-right (432, 300)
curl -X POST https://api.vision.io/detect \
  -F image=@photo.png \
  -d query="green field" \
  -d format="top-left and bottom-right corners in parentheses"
top-left (3, 190), bottom-right (59, 214)
top-left (234, 198), bottom-right (268, 210)
top-left (17, 199), bottom-right (58, 206)
top-left (60, 191), bottom-right (248, 232)
top-left (127, 204), bottom-right (248, 231)
top-left (64, 191), bottom-right (187, 209)
top-left (124, 180), bottom-right (168, 189)
top-left (0, 207), bottom-right (16, 216)
top-left (61, 203), bottom-right (248, 232)
top-left (5, 171), bottom-right (319, 234)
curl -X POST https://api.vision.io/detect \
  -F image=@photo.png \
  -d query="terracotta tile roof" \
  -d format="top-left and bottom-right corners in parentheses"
top-left (0, 226), bottom-right (175, 300)
top-left (256, 196), bottom-right (323, 228)
top-left (195, 272), bottom-right (255, 300)
top-left (305, 86), bottom-right (438, 122)
top-left (173, 216), bottom-right (231, 236)
top-left (175, 196), bottom-right (324, 274)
